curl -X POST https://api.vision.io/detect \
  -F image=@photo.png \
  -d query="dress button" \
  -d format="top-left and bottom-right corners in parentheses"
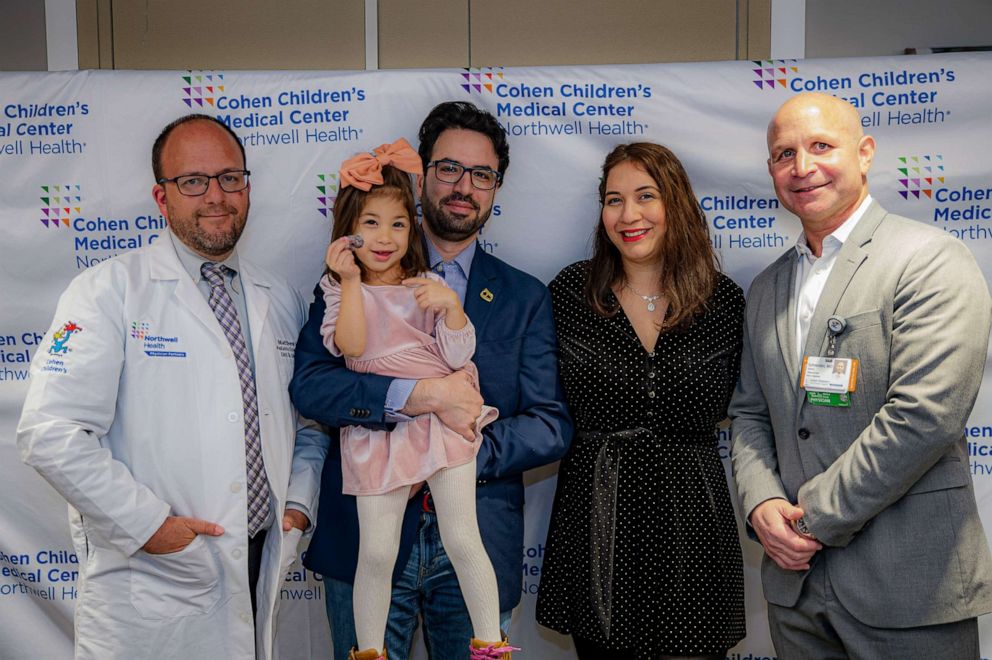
top-left (233, 548), bottom-right (242, 559)
top-left (647, 391), bottom-right (656, 398)
top-left (227, 412), bottom-right (239, 422)
top-left (648, 372), bottom-right (656, 379)
top-left (646, 410), bottom-right (654, 417)
top-left (798, 428), bottom-right (810, 440)
top-left (230, 482), bottom-right (242, 493)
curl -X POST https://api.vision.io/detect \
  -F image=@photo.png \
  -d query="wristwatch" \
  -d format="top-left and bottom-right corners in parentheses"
top-left (792, 516), bottom-right (816, 540)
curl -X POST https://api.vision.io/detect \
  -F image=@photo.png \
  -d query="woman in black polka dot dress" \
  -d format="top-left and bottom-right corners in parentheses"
top-left (536, 143), bottom-right (746, 659)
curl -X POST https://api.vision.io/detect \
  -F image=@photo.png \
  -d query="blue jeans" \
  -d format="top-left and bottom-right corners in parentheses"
top-left (324, 511), bottom-right (511, 659)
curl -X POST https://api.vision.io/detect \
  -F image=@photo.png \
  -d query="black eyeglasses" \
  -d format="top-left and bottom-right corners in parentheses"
top-left (426, 160), bottom-right (502, 190)
top-left (157, 170), bottom-right (251, 196)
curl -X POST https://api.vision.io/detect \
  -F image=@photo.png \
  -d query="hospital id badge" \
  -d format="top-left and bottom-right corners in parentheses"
top-left (800, 356), bottom-right (858, 407)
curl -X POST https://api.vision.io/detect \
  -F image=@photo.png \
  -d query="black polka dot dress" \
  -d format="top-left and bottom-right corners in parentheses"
top-left (536, 261), bottom-right (746, 656)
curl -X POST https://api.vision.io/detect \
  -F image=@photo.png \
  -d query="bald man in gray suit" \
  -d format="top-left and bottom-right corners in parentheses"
top-left (731, 92), bottom-right (992, 659)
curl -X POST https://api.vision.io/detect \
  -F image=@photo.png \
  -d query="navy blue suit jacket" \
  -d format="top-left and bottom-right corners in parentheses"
top-left (290, 243), bottom-right (572, 611)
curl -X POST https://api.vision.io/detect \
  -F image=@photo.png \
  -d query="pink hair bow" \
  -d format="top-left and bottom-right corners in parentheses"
top-left (338, 137), bottom-right (423, 191)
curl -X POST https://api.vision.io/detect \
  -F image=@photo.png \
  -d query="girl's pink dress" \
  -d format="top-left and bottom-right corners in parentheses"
top-left (319, 272), bottom-right (498, 496)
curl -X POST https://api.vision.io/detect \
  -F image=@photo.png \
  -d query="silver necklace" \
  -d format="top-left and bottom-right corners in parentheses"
top-left (624, 283), bottom-right (663, 312)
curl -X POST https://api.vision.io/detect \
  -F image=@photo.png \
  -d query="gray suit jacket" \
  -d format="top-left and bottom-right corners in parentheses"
top-left (731, 201), bottom-right (992, 628)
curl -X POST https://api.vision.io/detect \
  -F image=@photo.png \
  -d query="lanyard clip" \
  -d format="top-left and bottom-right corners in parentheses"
top-left (826, 315), bottom-right (846, 357)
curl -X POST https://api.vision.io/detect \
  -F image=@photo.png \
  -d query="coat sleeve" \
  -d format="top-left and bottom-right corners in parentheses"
top-left (285, 416), bottom-right (329, 529)
top-left (729, 282), bottom-right (791, 532)
top-left (474, 285), bottom-right (573, 480)
top-left (16, 268), bottom-right (171, 557)
top-left (290, 284), bottom-right (394, 429)
top-left (797, 236), bottom-right (992, 547)
top-left (284, 287), bottom-right (331, 529)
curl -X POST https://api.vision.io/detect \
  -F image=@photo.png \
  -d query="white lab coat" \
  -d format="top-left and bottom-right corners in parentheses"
top-left (17, 237), bottom-right (326, 660)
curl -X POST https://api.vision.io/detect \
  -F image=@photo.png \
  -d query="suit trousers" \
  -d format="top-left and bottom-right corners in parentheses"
top-left (767, 559), bottom-right (979, 660)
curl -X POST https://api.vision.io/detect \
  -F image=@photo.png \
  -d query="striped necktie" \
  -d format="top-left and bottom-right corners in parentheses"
top-left (200, 262), bottom-right (270, 537)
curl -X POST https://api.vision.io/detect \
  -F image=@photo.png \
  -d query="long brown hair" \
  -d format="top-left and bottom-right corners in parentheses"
top-left (586, 142), bottom-right (718, 330)
top-left (328, 165), bottom-right (428, 282)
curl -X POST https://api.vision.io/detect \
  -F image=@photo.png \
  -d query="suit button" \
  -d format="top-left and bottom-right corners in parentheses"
top-left (798, 428), bottom-right (810, 440)
top-left (349, 408), bottom-right (358, 416)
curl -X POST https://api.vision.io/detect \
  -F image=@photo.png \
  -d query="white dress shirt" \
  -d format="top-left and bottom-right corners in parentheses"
top-left (793, 195), bottom-right (873, 362)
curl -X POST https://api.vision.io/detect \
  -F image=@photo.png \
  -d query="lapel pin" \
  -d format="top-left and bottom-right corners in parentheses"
top-left (480, 288), bottom-right (494, 303)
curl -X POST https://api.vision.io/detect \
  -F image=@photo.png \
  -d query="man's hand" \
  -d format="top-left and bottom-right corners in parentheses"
top-left (142, 515), bottom-right (224, 554)
top-left (282, 509), bottom-right (309, 532)
top-left (750, 498), bottom-right (822, 571)
top-left (403, 371), bottom-right (482, 441)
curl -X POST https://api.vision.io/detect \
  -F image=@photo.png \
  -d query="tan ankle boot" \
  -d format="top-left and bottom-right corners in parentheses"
top-left (469, 633), bottom-right (519, 659)
top-left (348, 648), bottom-right (387, 660)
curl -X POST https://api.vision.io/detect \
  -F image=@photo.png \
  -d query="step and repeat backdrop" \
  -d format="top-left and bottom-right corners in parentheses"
top-left (1, 52), bottom-right (990, 659)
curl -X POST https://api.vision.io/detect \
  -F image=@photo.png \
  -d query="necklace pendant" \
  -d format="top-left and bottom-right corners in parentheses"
top-left (647, 301), bottom-right (656, 312)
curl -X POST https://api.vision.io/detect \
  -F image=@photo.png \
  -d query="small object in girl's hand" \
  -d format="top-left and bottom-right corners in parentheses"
top-left (345, 234), bottom-right (364, 249)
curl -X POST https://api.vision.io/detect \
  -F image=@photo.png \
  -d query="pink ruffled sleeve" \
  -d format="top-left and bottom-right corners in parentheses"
top-left (318, 274), bottom-right (343, 357)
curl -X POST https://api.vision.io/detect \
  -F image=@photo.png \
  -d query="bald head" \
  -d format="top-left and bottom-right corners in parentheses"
top-left (767, 92), bottom-right (864, 148)
top-left (766, 92), bottom-right (875, 241)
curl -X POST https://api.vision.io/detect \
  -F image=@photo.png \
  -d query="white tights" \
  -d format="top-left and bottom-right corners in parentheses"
top-left (353, 459), bottom-right (501, 651)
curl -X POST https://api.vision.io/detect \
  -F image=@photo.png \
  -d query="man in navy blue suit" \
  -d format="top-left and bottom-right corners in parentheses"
top-left (290, 101), bottom-right (572, 660)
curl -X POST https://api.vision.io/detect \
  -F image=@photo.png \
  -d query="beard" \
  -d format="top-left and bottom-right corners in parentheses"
top-left (421, 191), bottom-right (492, 242)
top-left (168, 202), bottom-right (248, 258)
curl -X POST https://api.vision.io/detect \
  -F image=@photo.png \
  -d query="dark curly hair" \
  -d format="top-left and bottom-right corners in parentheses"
top-left (417, 101), bottom-right (509, 176)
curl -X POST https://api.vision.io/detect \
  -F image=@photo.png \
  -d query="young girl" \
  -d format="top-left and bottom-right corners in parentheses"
top-left (320, 138), bottom-right (514, 660)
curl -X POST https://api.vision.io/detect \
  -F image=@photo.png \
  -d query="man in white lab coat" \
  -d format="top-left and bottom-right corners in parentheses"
top-left (17, 115), bottom-right (325, 660)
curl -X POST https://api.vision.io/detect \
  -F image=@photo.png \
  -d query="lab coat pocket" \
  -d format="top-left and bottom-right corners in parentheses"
top-left (129, 534), bottom-right (221, 619)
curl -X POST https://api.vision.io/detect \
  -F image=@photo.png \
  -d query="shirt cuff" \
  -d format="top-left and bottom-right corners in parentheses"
top-left (385, 378), bottom-right (416, 422)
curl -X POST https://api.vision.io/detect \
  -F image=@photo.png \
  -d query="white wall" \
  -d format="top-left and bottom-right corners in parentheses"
top-left (805, 0), bottom-right (992, 58)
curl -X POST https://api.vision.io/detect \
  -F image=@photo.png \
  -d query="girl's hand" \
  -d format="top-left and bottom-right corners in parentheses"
top-left (403, 277), bottom-right (461, 314)
top-left (325, 237), bottom-right (362, 281)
